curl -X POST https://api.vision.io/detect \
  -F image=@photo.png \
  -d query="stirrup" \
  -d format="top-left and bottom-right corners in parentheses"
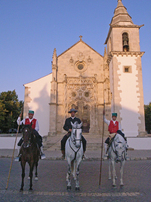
top-left (61, 154), bottom-right (65, 160)
top-left (103, 153), bottom-right (108, 160)
top-left (125, 155), bottom-right (130, 161)
top-left (82, 154), bottom-right (86, 160)
top-left (14, 154), bottom-right (21, 162)
top-left (14, 157), bottom-right (20, 162)
top-left (41, 153), bottom-right (46, 160)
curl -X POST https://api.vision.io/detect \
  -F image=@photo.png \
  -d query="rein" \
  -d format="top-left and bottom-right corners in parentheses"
top-left (69, 129), bottom-right (82, 160)
top-left (22, 127), bottom-right (35, 149)
top-left (69, 139), bottom-right (81, 160)
top-left (111, 139), bottom-right (125, 162)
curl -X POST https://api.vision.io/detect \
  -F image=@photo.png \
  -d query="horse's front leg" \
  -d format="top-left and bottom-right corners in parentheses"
top-left (29, 162), bottom-right (34, 190)
top-left (120, 160), bottom-right (125, 186)
top-left (111, 160), bottom-right (116, 187)
top-left (75, 162), bottom-right (80, 191)
top-left (66, 163), bottom-right (71, 190)
top-left (20, 160), bottom-right (26, 191)
top-left (35, 161), bottom-right (38, 180)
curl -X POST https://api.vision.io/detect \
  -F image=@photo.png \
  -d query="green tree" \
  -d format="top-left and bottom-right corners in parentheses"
top-left (0, 90), bottom-right (24, 133)
top-left (144, 102), bottom-right (151, 134)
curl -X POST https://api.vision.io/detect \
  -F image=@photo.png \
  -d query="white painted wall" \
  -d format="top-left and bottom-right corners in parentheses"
top-left (116, 55), bottom-right (140, 137)
top-left (127, 137), bottom-right (151, 150)
top-left (0, 136), bottom-right (150, 150)
top-left (24, 74), bottom-right (52, 137)
top-left (0, 137), bottom-right (21, 149)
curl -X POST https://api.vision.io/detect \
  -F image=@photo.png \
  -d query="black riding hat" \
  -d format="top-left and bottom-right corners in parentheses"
top-left (68, 108), bottom-right (78, 113)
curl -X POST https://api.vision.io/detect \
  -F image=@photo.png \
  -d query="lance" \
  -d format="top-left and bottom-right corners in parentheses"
top-left (99, 100), bottom-right (105, 186)
top-left (6, 109), bottom-right (22, 190)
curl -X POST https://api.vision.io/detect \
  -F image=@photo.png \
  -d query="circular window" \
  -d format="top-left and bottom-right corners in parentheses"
top-left (85, 92), bottom-right (89, 97)
top-left (77, 63), bottom-right (84, 70)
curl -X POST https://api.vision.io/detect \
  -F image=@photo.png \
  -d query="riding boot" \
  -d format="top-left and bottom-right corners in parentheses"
top-left (125, 147), bottom-right (130, 160)
top-left (40, 146), bottom-right (46, 159)
top-left (61, 150), bottom-right (65, 160)
top-left (14, 146), bottom-right (21, 162)
top-left (104, 143), bottom-right (108, 159)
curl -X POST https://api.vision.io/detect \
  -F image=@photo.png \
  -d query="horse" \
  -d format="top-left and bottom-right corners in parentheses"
top-left (108, 133), bottom-right (127, 187)
top-left (20, 124), bottom-right (40, 191)
top-left (65, 122), bottom-right (83, 191)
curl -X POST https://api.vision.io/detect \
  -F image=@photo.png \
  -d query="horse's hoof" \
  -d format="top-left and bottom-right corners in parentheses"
top-left (112, 185), bottom-right (116, 188)
top-left (75, 187), bottom-right (80, 191)
top-left (20, 188), bottom-right (23, 192)
top-left (120, 184), bottom-right (124, 187)
top-left (29, 188), bottom-right (33, 191)
top-left (67, 186), bottom-right (71, 190)
top-left (28, 176), bottom-right (30, 180)
top-left (108, 177), bottom-right (111, 180)
top-left (35, 177), bottom-right (38, 181)
top-left (115, 176), bottom-right (117, 180)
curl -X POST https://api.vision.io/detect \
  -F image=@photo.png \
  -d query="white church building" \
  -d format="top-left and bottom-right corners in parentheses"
top-left (23, 0), bottom-right (148, 148)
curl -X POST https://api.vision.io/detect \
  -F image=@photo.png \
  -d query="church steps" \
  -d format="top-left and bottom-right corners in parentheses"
top-left (43, 134), bottom-right (103, 151)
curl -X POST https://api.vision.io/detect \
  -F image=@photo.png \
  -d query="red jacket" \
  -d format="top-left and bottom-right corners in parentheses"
top-left (108, 120), bottom-right (119, 134)
top-left (25, 118), bottom-right (37, 130)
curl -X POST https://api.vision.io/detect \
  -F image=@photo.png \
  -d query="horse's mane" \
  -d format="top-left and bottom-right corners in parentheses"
top-left (115, 133), bottom-right (126, 144)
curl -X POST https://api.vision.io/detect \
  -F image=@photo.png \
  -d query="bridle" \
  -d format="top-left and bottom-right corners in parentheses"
top-left (22, 126), bottom-right (33, 148)
top-left (111, 139), bottom-right (125, 162)
top-left (71, 129), bottom-right (82, 147)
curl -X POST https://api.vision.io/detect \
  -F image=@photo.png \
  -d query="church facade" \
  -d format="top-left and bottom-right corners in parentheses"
top-left (23, 0), bottom-right (146, 138)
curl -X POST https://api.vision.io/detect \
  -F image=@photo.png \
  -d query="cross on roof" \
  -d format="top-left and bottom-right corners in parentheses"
top-left (79, 35), bottom-right (83, 41)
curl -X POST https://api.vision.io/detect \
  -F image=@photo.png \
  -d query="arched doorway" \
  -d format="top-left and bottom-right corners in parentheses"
top-left (71, 102), bottom-right (90, 133)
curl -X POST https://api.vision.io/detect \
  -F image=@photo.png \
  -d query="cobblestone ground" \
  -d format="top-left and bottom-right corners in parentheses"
top-left (0, 158), bottom-right (151, 202)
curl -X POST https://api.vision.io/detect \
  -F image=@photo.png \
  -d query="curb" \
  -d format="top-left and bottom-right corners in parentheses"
top-left (1, 156), bottom-right (151, 161)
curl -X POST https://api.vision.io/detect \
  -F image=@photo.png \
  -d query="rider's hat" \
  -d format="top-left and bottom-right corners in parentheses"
top-left (112, 113), bottom-right (117, 117)
top-left (28, 110), bottom-right (34, 114)
top-left (68, 108), bottom-right (78, 113)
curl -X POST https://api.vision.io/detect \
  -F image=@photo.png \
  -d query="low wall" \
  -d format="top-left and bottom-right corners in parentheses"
top-left (0, 135), bottom-right (22, 149)
top-left (0, 135), bottom-right (151, 150)
top-left (127, 137), bottom-right (151, 150)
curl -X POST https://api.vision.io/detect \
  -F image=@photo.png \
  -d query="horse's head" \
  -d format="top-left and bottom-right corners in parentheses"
top-left (71, 122), bottom-right (82, 148)
top-left (22, 124), bottom-right (33, 148)
top-left (114, 134), bottom-right (126, 162)
top-left (114, 142), bottom-right (126, 162)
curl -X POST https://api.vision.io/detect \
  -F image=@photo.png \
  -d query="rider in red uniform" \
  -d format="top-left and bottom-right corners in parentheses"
top-left (15, 110), bottom-right (46, 161)
top-left (103, 110), bottom-right (128, 160)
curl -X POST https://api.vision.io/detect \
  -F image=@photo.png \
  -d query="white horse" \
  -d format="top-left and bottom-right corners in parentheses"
top-left (65, 122), bottom-right (83, 191)
top-left (108, 133), bottom-right (127, 187)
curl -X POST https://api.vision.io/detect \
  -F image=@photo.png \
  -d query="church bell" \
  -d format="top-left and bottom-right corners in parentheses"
top-left (123, 33), bottom-right (129, 52)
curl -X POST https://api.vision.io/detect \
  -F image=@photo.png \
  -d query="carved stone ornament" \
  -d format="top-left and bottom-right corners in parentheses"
top-left (69, 57), bottom-right (74, 64)
top-left (77, 52), bottom-right (85, 62)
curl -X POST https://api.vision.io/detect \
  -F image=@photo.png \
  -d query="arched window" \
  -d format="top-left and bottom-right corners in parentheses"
top-left (122, 32), bottom-right (129, 52)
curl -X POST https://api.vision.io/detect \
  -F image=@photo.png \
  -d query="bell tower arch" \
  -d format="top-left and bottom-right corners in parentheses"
top-left (105, 0), bottom-right (146, 137)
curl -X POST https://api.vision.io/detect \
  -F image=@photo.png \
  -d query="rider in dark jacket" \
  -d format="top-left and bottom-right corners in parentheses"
top-left (61, 108), bottom-right (86, 159)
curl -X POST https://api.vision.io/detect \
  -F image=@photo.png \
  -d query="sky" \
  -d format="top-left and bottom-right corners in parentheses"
top-left (0, 0), bottom-right (151, 105)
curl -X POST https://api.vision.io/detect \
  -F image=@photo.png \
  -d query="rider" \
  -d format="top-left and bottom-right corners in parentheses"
top-left (14, 110), bottom-right (46, 161)
top-left (103, 110), bottom-right (129, 160)
top-left (61, 108), bottom-right (87, 159)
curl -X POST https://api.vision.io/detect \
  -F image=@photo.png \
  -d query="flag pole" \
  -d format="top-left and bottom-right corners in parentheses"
top-left (99, 100), bottom-right (105, 186)
top-left (6, 109), bottom-right (22, 190)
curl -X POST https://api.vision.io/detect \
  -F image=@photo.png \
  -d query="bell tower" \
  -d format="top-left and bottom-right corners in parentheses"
top-left (105, 0), bottom-right (146, 137)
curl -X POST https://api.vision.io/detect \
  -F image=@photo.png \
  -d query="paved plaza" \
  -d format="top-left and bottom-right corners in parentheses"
top-left (0, 158), bottom-right (151, 202)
